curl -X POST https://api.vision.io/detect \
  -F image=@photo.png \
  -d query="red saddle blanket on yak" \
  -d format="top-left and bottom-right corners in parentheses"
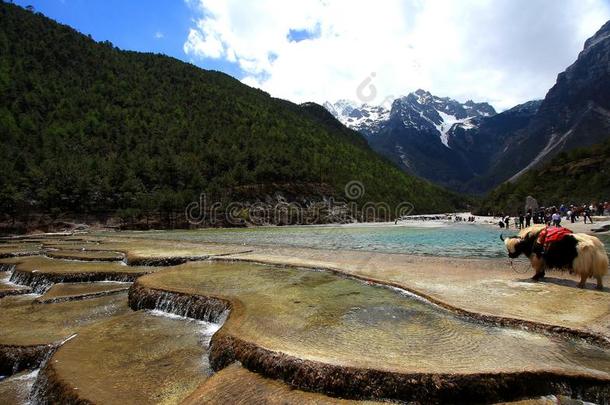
top-left (536, 226), bottom-right (573, 250)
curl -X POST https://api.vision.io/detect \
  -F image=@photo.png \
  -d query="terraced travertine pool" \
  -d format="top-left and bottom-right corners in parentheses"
top-left (132, 261), bottom-right (610, 375)
top-left (0, 234), bottom-right (608, 404)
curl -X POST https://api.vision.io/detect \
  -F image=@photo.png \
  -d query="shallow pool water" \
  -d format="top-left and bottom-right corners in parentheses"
top-left (138, 261), bottom-right (610, 376)
top-left (117, 223), bottom-right (528, 258)
top-left (120, 223), bottom-right (610, 259)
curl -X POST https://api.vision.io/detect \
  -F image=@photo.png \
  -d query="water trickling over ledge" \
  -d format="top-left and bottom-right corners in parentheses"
top-left (1, 235), bottom-right (609, 403)
top-left (6, 256), bottom-right (155, 294)
top-left (32, 311), bottom-right (221, 404)
top-left (127, 261), bottom-right (610, 403)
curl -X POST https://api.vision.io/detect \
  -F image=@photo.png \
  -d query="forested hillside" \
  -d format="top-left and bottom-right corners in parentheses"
top-left (475, 139), bottom-right (610, 215)
top-left (0, 3), bottom-right (462, 229)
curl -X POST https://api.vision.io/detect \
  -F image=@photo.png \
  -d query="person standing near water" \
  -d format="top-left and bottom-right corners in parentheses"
top-left (518, 213), bottom-right (525, 229)
top-left (552, 211), bottom-right (561, 227)
top-left (525, 211), bottom-right (532, 227)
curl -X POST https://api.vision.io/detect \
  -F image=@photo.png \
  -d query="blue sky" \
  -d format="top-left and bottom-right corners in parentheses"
top-left (12, 0), bottom-right (610, 110)
top-left (13, 0), bottom-right (242, 77)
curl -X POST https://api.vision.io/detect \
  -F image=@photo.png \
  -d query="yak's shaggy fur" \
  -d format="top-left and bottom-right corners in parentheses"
top-left (570, 233), bottom-right (609, 288)
top-left (504, 225), bottom-right (546, 259)
top-left (504, 225), bottom-right (608, 289)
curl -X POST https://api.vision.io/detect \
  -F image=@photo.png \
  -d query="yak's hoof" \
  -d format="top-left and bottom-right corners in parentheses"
top-left (596, 284), bottom-right (604, 291)
top-left (577, 283), bottom-right (586, 289)
top-left (532, 272), bottom-right (545, 281)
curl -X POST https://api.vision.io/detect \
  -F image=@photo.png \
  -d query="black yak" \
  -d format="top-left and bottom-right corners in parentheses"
top-left (502, 225), bottom-right (608, 290)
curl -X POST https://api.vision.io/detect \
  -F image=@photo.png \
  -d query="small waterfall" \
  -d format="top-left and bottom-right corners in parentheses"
top-left (29, 334), bottom-right (77, 405)
top-left (0, 263), bottom-right (16, 272)
top-left (9, 271), bottom-right (53, 294)
top-left (147, 309), bottom-right (225, 349)
top-left (129, 285), bottom-right (230, 324)
top-left (9, 270), bottom-right (144, 295)
top-left (0, 369), bottom-right (40, 405)
top-left (0, 344), bottom-right (53, 379)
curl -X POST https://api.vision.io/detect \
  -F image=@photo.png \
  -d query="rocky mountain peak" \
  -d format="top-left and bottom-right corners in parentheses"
top-left (323, 100), bottom-right (390, 137)
top-left (391, 90), bottom-right (496, 147)
top-left (325, 90), bottom-right (496, 148)
top-left (583, 19), bottom-right (610, 52)
top-left (325, 20), bottom-right (610, 194)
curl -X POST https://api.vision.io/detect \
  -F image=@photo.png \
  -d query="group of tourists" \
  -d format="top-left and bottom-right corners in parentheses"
top-left (497, 201), bottom-right (609, 230)
top-left (396, 215), bottom-right (447, 223)
top-left (450, 215), bottom-right (476, 222)
top-left (498, 213), bottom-right (529, 229)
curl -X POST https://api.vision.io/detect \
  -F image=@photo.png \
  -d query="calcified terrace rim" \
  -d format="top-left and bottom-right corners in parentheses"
top-left (69, 237), bottom-right (610, 346)
top-left (43, 250), bottom-right (125, 262)
top-left (215, 256), bottom-right (610, 348)
top-left (0, 343), bottom-right (53, 377)
top-left (0, 287), bottom-right (32, 299)
top-left (34, 286), bottom-right (130, 304)
top-left (127, 282), bottom-right (610, 404)
top-left (2, 238), bottom-right (609, 402)
top-left (0, 251), bottom-right (41, 259)
top-left (4, 243), bottom-right (609, 345)
top-left (4, 244), bottom-right (609, 347)
top-left (9, 268), bottom-right (147, 294)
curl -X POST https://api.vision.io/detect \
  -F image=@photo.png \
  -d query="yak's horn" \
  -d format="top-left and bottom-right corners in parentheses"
top-left (500, 234), bottom-right (505, 242)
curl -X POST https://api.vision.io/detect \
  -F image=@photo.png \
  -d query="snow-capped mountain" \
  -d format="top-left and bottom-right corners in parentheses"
top-left (389, 90), bottom-right (495, 147)
top-left (325, 90), bottom-right (496, 148)
top-left (325, 91), bottom-right (534, 192)
top-left (322, 20), bottom-right (610, 194)
top-left (322, 100), bottom-right (390, 137)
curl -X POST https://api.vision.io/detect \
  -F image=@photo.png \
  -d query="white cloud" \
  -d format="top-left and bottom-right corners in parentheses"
top-left (184, 0), bottom-right (610, 110)
top-left (154, 31), bottom-right (164, 39)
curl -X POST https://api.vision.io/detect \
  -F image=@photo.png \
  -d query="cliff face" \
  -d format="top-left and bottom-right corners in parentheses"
top-left (482, 20), bottom-right (610, 186)
top-left (326, 21), bottom-right (610, 195)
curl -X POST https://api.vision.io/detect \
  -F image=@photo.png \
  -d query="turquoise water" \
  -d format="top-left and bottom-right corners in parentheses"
top-left (122, 223), bottom-right (523, 258)
top-left (120, 224), bottom-right (610, 259)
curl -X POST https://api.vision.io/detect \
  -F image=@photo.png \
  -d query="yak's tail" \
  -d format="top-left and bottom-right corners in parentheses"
top-left (572, 233), bottom-right (609, 278)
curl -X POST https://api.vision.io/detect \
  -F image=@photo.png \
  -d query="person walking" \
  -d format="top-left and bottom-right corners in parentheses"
top-left (570, 206), bottom-right (577, 223)
top-left (583, 205), bottom-right (594, 224)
